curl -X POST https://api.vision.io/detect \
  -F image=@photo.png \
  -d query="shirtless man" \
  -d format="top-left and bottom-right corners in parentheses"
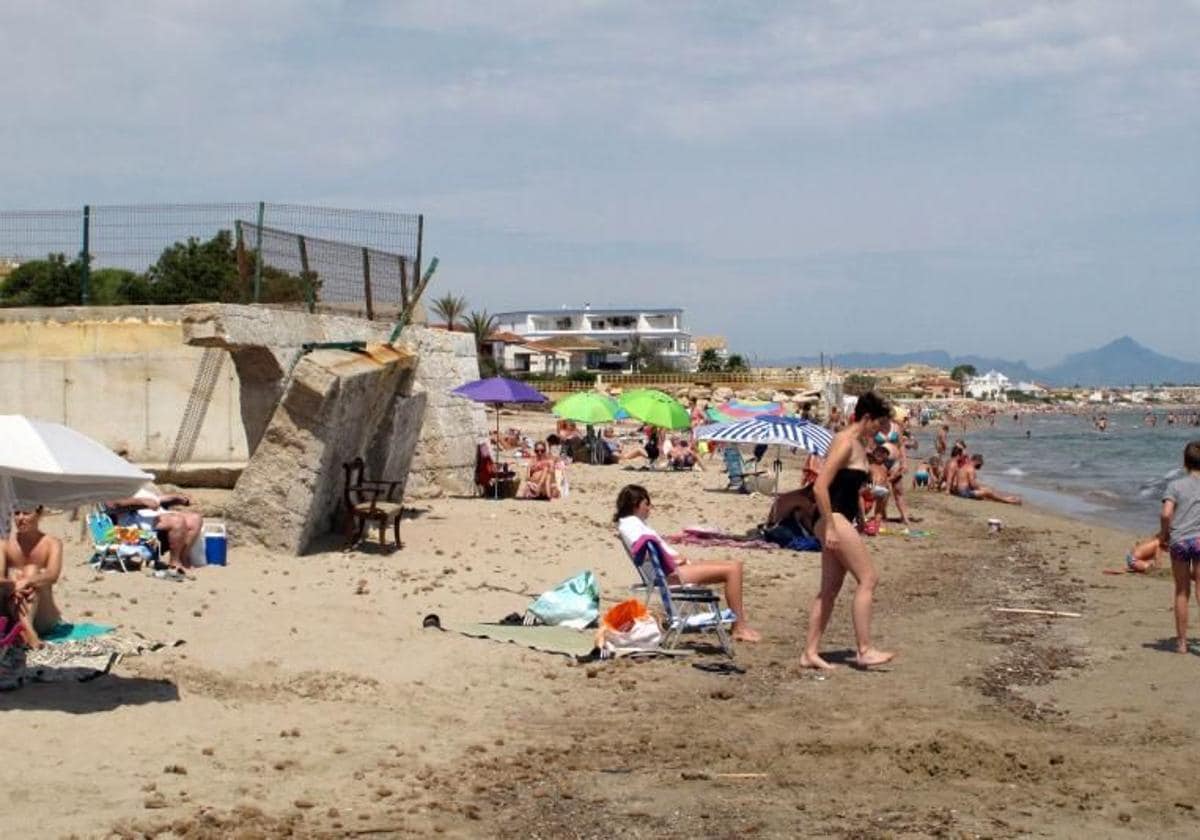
top-left (952, 454), bottom-right (1022, 505)
top-left (3, 506), bottom-right (63, 648)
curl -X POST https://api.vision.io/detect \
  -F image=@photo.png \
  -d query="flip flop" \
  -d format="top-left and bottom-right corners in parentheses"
top-left (692, 661), bottom-right (747, 675)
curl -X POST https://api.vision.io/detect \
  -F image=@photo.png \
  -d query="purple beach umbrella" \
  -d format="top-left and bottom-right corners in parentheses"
top-left (451, 376), bottom-right (548, 441)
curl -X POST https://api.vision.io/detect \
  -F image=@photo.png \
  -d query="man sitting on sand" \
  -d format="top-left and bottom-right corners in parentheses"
top-left (2, 506), bottom-right (63, 648)
top-left (951, 454), bottom-right (1022, 505)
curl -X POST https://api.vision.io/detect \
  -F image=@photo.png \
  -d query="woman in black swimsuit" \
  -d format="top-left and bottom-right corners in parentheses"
top-left (800, 391), bottom-right (897, 670)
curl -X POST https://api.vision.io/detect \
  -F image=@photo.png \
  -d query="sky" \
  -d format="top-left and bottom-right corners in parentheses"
top-left (2, 1), bottom-right (1198, 367)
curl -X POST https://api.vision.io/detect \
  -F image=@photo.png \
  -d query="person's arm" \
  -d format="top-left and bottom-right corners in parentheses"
top-left (813, 432), bottom-right (851, 549)
top-left (30, 538), bottom-right (63, 589)
top-left (1160, 499), bottom-right (1176, 549)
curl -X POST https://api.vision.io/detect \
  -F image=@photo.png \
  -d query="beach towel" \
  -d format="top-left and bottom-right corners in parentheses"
top-left (665, 527), bottom-right (778, 551)
top-left (22, 632), bottom-right (184, 686)
top-left (41, 622), bottom-right (116, 644)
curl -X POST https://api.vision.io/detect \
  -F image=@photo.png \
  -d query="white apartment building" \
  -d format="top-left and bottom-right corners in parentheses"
top-left (492, 306), bottom-right (696, 371)
top-left (965, 370), bottom-right (1012, 400)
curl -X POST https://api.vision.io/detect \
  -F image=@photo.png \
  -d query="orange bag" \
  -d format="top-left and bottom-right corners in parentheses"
top-left (601, 598), bottom-right (648, 633)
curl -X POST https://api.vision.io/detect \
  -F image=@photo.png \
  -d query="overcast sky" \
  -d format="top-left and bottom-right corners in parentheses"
top-left (2, 1), bottom-right (1198, 366)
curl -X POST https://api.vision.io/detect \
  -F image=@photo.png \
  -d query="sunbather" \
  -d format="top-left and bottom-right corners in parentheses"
top-left (107, 484), bottom-right (203, 572)
top-left (614, 484), bottom-right (761, 642)
top-left (517, 443), bottom-right (560, 500)
top-left (2, 506), bottom-right (63, 648)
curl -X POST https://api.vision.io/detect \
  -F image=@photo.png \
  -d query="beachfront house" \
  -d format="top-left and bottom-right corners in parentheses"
top-left (493, 306), bottom-right (696, 372)
top-left (479, 331), bottom-right (577, 375)
top-left (965, 370), bottom-right (1011, 401)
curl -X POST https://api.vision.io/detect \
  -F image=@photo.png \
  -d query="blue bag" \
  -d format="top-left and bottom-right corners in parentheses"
top-left (526, 570), bottom-right (600, 629)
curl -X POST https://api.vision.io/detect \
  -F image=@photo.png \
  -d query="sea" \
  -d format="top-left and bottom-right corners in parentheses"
top-left (914, 410), bottom-right (1200, 535)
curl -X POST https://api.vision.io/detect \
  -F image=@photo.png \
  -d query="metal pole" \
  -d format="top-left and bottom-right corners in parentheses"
top-left (234, 221), bottom-right (250, 295)
top-left (79, 205), bottom-right (90, 305)
top-left (298, 235), bottom-right (313, 313)
top-left (414, 214), bottom-right (423, 297)
top-left (398, 255), bottom-right (410, 311)
top-left (253, 201), bottom-right (265, 303)
top-left (362, 247), bottom-right (374, 320)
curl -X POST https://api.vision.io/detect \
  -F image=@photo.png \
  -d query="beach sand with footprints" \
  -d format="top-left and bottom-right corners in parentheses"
top-left (4, 408), bottom-right (1199, 838)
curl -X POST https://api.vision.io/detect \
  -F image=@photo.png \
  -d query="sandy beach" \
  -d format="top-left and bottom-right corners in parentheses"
top-left (5, 410), bottom-right (1200, 838)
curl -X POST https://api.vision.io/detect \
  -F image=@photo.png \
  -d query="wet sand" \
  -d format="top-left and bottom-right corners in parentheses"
top-left (4, 417), bottom-right (1200, 838)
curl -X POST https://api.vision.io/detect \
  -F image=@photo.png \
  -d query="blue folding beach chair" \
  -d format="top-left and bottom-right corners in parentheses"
top-left (722, 445), bottom-right (766, 494)
top-left (622, 538), bottom-right (734, 656)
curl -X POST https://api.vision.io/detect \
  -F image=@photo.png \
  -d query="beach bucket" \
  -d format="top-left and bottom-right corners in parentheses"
top-left (987, 518), bottom-right (1003, 533)
top-left (203, 521), bottom-right (227, 566)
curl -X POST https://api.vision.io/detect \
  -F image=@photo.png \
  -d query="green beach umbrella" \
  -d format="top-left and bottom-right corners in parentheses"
top-left (552, 392), bottom-right (624, 425)
top-left (618, 389), bottom-right (692, 430)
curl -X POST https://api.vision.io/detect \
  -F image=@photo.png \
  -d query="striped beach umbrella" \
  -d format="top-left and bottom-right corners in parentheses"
top-left (696, 416), bottom-right (833, 456)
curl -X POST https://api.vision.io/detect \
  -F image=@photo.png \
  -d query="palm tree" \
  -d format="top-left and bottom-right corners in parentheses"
top-left (431, 293), bottom-right (468, 330)
top-left (461, 309), bottom-right (498, 354)
top-left (697, 348), bottom-right (724, 372)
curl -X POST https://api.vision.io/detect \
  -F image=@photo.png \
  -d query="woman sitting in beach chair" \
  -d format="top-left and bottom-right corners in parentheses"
top-left (517, 442), bottom-right (562, 500)
top-left (614, 484), bottom-right (760, 642)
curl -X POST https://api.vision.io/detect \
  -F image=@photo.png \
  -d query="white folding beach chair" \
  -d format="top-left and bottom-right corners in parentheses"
top-left (621, 538), bottom-right (734, 656)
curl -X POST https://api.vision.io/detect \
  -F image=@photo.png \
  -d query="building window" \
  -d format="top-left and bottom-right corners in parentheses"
top-left (556, 318), bottom-right (572, 330)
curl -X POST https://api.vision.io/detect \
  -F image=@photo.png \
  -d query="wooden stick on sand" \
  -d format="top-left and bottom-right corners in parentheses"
top-left (992, 607), bottom-right (1082, 618)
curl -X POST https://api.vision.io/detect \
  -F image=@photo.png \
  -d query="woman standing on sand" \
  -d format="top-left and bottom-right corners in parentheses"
top-left (800, 392), bottom-right (896, 670)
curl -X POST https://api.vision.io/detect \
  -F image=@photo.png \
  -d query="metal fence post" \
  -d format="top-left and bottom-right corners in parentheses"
top-left (361, 247), bottom-right (374, 320)
top-left (414, 214), bottom-right (423, 296)
top-left (253, 201), bottom-right (265, 303)
top-left (297, 234), bottom-right (313, 313)
top-left (79, 204), bottom-right (90, 305)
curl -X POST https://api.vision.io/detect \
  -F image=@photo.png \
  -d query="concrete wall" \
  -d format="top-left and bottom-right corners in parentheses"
top-left (0, 306), bottom-right (245, 464)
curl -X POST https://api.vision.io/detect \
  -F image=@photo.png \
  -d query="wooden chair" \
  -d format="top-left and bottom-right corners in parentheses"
top-left (342, 458), bottom-right (404, 550)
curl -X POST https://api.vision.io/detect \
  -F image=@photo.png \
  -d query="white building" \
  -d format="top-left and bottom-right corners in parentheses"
top-left (965, 370), bottom-right (1011, 400)
top-left (1011, 381), bottom-right (1047, 396)
top-left (492, 306), bottom-right (695, 371)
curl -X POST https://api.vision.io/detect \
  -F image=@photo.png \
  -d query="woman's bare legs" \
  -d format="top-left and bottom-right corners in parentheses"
top-left (675, 559), bottom-right (761, 641)
top-left (801, 514), bottom-right (895, 669)
top-left (1172, 560), bottom-right (1191, 653)
top-left (800, 522), bottom-right (846, 670)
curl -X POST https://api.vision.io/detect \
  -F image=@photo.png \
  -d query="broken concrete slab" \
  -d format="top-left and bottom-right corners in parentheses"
top-left (228, 342), bottom-right (418, 555)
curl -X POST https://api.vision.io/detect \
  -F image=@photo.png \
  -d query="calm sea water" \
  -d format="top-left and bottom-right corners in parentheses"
top-left (914, 411), bottom-right (1200, 534)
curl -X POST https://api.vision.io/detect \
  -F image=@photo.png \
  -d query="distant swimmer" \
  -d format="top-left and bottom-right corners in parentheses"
top-left (1096, 415), bottom-right (1109, 432)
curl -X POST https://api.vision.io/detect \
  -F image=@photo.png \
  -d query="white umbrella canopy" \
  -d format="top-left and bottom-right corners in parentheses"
top-left (0, 415), bottom-right (153, 509)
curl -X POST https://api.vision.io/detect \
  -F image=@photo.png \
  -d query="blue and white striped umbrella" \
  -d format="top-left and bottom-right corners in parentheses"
top-left (696, 416), bottom-right (834, 456)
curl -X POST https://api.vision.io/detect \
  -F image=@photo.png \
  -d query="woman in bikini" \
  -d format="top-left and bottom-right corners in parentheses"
top-left (800, 391), bottom-right (896, 670)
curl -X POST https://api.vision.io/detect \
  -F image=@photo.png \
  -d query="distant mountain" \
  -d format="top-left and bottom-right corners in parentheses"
top-left (767, 337), bottom-right (1200, 387)
top-left (770, 349), bottom-right (1039, 383)
top-left (1040, 336), bottom-right (1200, 387)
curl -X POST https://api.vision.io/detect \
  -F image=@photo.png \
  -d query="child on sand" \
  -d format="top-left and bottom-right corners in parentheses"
top-left (1162, 440), bottom-right (1200, 653)
top-left (1124, 537), bottom-right (1161, 573)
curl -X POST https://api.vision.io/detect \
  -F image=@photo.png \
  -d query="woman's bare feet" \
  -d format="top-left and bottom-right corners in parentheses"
top-left (732, 626), bottom-right (762, 642)
top-left (854, 648), bottom-right (895, 668)
top-left (1176, 639), bottom-right (1189, 654)
top-left (799, 651), bottom-right (835, 670)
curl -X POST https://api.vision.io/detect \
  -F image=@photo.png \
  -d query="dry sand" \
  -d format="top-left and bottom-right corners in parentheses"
top-left (5, 412), bottom-right (1200, 838)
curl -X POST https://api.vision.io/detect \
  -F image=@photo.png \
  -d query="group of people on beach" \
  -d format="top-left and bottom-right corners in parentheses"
top-left (2, 485), bottom-right (205, 647)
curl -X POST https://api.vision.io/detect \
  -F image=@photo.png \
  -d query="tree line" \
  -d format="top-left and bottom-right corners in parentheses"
top-left (0, 231), bottom-right (313, 308)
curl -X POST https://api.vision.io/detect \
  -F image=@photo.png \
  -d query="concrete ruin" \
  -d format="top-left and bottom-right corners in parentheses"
top-left (181, 304), bottom-right (486, 554)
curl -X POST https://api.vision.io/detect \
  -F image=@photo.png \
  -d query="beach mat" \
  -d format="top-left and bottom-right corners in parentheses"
top-left (449, 622), bottom-right (597, 657)
top-left (42, 622), bottom-right (115, 644)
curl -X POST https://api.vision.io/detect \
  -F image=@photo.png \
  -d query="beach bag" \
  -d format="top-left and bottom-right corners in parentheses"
top-left (526, 571), bottom-right (600, 629)
top-left (598, 599), bottom-right (662, 652)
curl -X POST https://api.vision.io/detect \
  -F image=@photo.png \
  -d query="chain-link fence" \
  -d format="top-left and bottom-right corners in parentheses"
top-left (0, 203), bottom-right (422, 317)
top-left (245, 223), bottom-right (422, 320)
